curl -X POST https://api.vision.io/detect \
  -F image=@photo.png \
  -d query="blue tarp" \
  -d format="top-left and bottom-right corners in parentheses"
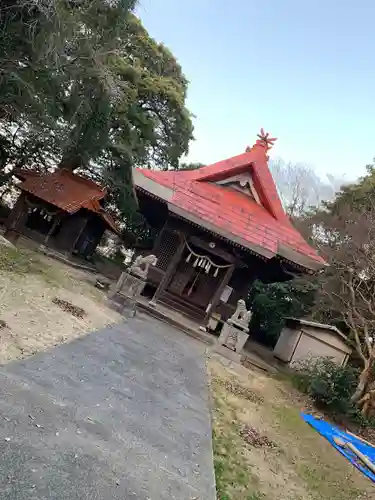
top-left (302, 413), bottom-right (375, 483)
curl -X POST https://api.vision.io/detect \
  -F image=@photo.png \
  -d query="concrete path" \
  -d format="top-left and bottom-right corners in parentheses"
top-left (0, 315), bottom-right (216, 499)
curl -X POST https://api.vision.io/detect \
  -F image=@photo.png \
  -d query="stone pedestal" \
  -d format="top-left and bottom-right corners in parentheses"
top-left (218, 321), bottom-right (249, 353)
top-left (235, 329), bottom-right (249, 353)
top-left (110, 272), bottom-right (146, 299)
top-left (109, 271), bottom-right (146, 316)
top-left (212, 343), bottom-right (242, 364)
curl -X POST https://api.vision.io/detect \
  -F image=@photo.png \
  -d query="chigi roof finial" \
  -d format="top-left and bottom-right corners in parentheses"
top-left (246, 128), bottom-right (277, 152)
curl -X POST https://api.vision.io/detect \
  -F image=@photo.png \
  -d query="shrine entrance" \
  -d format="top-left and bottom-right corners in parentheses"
top-left (165, 241), bottom-right (232, 316)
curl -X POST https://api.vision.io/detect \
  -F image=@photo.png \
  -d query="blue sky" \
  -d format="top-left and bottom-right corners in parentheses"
top-left (138, 1), bottom-right (375, 180)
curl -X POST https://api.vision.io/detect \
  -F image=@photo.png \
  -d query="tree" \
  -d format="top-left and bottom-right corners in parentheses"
top-left (309, 176), bottom-right (375, 418)
top-left (0, 121), bottom-right (60, 187)
top-left (0, 0), bottom-right (139, 186)
top-left (248, 278), bottom-right (317, 347)
top-left (0, 0), bottom-right (137, 124)
top-left (95, 14), bottom-right (194, 239)
top-left (178, 161), bottom-right (204, 171)
top-left (326, 161), bottom-right (375, 213)
top-left (1, 3), bottom-right (194, 222)
top-left (270, 158), bottom-right (345, 218)
top-left (58, 12), bottom-right (193, 175)
top-left (246, 159), bottom-right (344, 349)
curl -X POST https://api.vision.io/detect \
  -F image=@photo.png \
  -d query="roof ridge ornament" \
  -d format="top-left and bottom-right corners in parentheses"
top-left (246, 128), bottom-right (277, 153)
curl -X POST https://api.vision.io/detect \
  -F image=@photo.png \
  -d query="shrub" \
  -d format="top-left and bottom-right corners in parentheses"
top-left (247, 279), bottom-right (317, 348)
top-left (292, 357), bottom-right (360, 419)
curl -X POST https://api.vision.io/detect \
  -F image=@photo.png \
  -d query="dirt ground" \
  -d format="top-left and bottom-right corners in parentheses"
top-left (0, 245), bottom-right (120, 363)
top-left (208, 356), bottom-right (374, 500)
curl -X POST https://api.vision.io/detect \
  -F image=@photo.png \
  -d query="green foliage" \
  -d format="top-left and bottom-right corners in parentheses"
top-left (213, 421), bottom-right (260, 500)
top-left (178, 161), bottom-right (204, 171)
top-left (302, 161), bottom-right (375, 419)
top-left (248, 278), bottom-right (317, 347)
top-left (323, 161), bottom-right (375, 214)
top-left (292, 358), bottom-right (360, 420)
top-left (121, 208), bottom-right (157, 249)
top-left (0, 0), bottom-right (137, 122)
top-left (0, 1), bottom-right (193, 226)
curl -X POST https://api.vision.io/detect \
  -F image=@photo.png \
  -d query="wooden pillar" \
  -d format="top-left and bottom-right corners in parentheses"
top-left (70, 217), bottom-right (88, 255)
top-left (10, 194), bottom-right (26, 228)
top-left (203, 263), bottom-right (235, 324)
top-left (151, 221), bottom-right (167, 255)
top-left (44, 213), bottom-right (62, 246)
top-left (149, 233), bottom-right (185, 306)
top-left (4, 193), bottom-right (27, 242)
top-left (90, 225), bottom-right (106, 256)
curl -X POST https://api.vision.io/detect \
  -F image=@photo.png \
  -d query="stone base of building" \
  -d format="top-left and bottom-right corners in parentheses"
top-left (3, 229), bottom-right (21, 245)
top-left (0, 234), bottom-right (15, 248)
top-left (212, 342), bottom-right (242, 364)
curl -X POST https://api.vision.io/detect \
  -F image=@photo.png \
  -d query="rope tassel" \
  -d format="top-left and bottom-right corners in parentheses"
top-left (184, 238), bottom-right (232, 275)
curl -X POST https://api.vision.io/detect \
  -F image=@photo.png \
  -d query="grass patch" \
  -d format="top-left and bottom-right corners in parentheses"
top-left (0, 244), bottom-right (109, 309)
top-left (209, 360), bottom-right (372, 500)
top-left (272, 405), bottom-right (365, 500)
top-left (211, 379), bottom-right (265, 500)
top-left (0, 246), bottom-right (64, 285)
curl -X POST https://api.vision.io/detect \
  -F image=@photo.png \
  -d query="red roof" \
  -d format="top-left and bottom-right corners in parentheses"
top-left (134, 132), bottom-right (326, 270)
top-left (16, 169), bottom-right (119, 233)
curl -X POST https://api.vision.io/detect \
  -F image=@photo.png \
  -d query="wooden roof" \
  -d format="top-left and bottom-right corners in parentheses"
top-left (16, 169), bottom-right (119, 234)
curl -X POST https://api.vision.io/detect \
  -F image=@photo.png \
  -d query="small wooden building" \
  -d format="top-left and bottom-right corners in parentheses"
top-left (133, 130), bottom-right (326, 328)
top-left (5, 169), bottom-right (118, 259)
top-left (274, 318), bottom-right (352, 367)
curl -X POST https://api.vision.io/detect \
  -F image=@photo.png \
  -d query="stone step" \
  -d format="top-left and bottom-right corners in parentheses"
top-left (136, 301), bottom-right (215, 346)
top-left (157, 291), bottom-right (206, 322)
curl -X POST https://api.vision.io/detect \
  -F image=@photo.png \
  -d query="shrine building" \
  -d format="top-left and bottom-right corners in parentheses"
top-left (5, 169), bottom-right (119, 259)
top-left (133, 130), bottom-right (326, 327)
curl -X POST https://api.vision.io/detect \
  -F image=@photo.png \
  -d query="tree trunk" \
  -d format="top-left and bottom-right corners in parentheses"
top-left (352, 355), bottom-right (375, 418)
top-left (357, 386), bottom-right (375, 418)
top-left (351, 358), bottom-right (374, 403)
top-left (58, 152), bottom-right (82, 172)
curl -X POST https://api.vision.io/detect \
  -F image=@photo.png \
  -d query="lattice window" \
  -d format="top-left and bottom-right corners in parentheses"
top-left (155, 229), bottom-right (180, 271)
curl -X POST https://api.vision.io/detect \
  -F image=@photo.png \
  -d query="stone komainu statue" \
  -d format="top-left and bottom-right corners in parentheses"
top-left (229, 299), bottom-right (252, 327)
top-left (109, 254), bottom-right (158, 317)
top-left (129, 254), bottom-right (158, 279)
top-left (224, 299), bottom-right (252, 351)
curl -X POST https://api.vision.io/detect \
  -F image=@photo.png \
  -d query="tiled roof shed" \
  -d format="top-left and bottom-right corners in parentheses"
top-left (15, 169), bottom-right (119, 234)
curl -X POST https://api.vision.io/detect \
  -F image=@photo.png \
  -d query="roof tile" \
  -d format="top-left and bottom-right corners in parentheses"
top-left (135, 137), bottom-right (325, 267)
top-left (17, 169), bottom-right (119, 233)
